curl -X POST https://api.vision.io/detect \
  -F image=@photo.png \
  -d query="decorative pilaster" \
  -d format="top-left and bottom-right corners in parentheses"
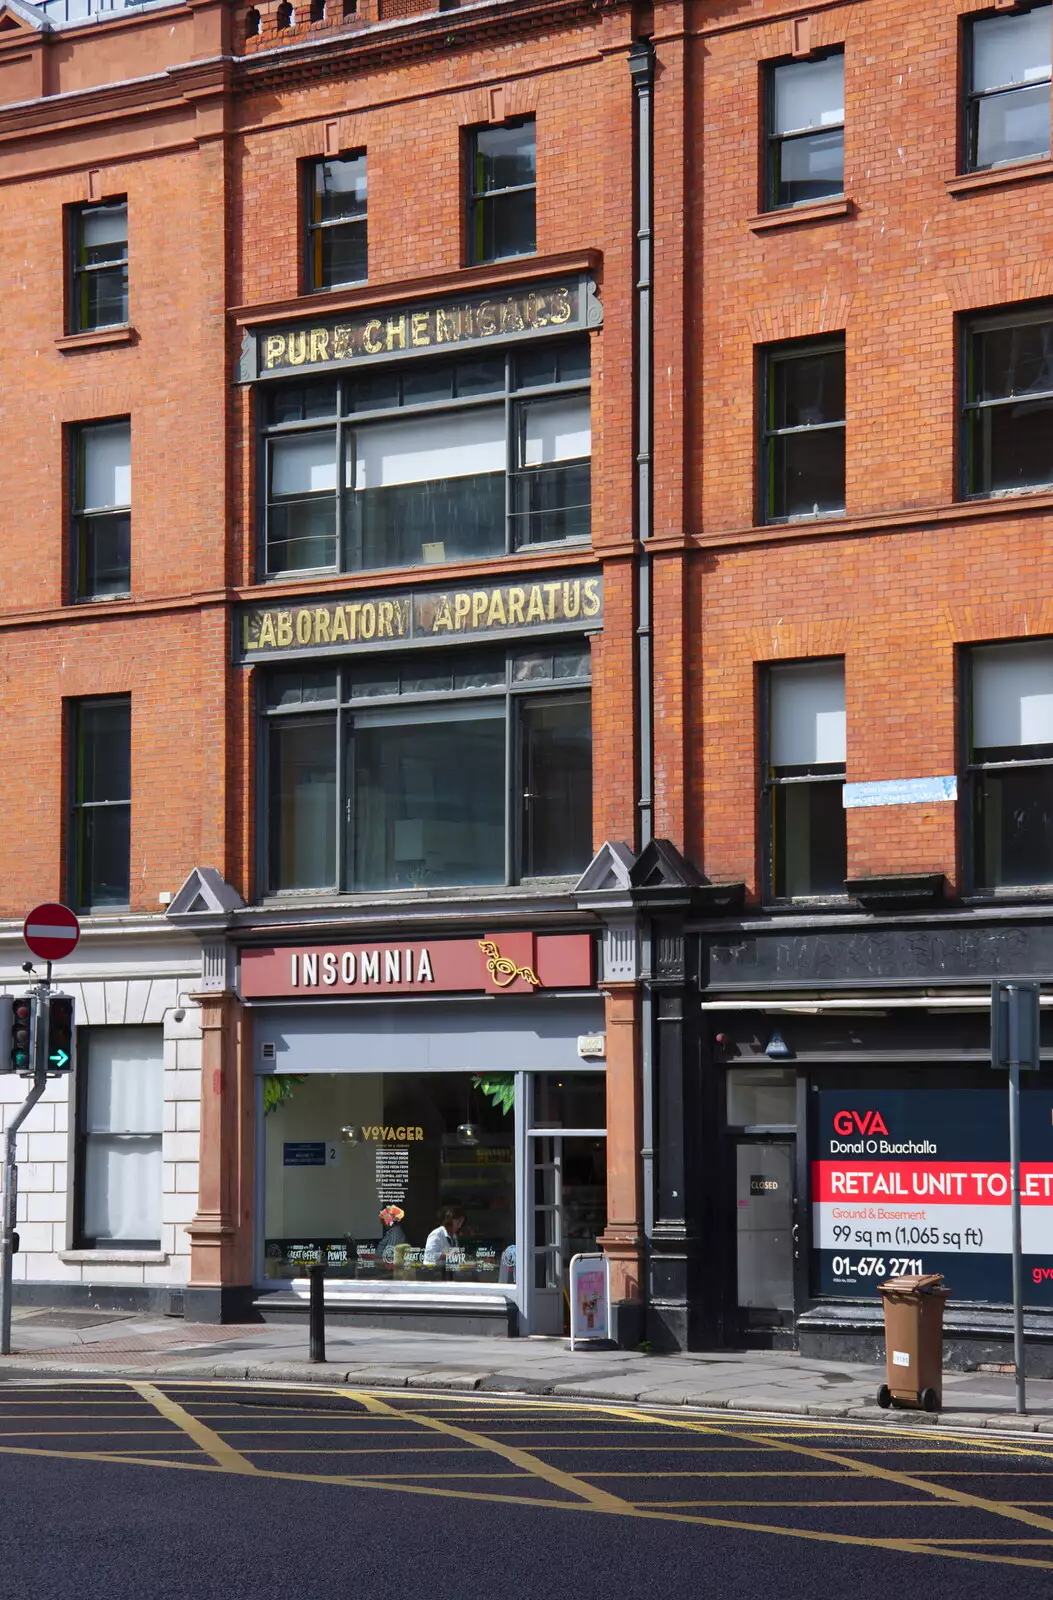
top-left (184, 988), bottom-right (249, 1321)
top-left (597, 979), bottom-right (644, 1345)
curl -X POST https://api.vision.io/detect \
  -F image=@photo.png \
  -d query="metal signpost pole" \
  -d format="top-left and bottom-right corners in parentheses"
top-left (0, 979), bottom-right (49, 1358)
top-left (1008, 1048), bottom-right (1026, 1416)
top-left (992, 980), bottom-right (1039, 1418)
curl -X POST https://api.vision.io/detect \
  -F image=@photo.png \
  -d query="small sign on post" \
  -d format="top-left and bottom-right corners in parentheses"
top-left (22, 903), bottom-right (80, 964)
top-left (569, 1252), bottom-right (612, 1350)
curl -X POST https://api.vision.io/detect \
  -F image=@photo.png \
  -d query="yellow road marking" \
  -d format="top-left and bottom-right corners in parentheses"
top-left (602, 1405), bottom-right (1053, 1542)
top-left (0, 1430), bottom-right (1051, 1572)
top-left (343, 1389), bottom-right (629, 1510)
top-left (129, 1383), bottom-right (258, 1475)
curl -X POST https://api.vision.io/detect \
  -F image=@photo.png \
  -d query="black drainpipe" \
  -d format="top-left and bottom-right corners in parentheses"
top-left (629, 37), bottom-right (656, 1259)
top-left (630, 37), bottom-right (655, 853)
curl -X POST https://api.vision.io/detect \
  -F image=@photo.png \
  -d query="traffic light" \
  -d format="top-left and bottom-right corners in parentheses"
top-left (0, 993), bottom-right (37, 1074)
top-left (44, 994), bottom-right (75, 1075)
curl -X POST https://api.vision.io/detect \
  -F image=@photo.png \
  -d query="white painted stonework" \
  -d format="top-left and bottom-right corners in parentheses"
top-left (0, 926), bottom-right (205, 1295)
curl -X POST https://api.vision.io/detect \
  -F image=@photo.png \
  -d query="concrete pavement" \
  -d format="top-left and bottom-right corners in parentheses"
top-left (4, 1307), bottom-right (1053, 1432)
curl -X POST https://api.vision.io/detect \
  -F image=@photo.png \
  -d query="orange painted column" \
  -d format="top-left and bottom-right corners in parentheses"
top-left (598, 978), bottom-right (643, 1333)
top-left (186, 990), bottom-right (251, 1319)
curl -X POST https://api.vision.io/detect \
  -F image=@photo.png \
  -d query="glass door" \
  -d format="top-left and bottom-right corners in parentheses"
top-left (734, 1139), bottom-right (795, 1329)
top-left (521, 1073), bottom-right (607, 1335)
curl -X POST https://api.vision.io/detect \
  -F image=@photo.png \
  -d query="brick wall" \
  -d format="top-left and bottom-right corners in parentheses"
top-left (656, 0), bottom-right (1053, 895)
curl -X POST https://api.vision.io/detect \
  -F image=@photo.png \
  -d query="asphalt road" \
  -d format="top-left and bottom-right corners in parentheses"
top-left (1, 1382), bottom-right (1052, 1599)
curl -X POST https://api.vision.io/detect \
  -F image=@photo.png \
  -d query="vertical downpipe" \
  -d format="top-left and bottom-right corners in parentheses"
top-left (629, 39), bottom-right (657, 1247)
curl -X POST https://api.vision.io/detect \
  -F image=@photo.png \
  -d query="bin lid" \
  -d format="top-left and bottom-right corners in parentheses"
top-left (879, 1272), bottom-right (947, 1294)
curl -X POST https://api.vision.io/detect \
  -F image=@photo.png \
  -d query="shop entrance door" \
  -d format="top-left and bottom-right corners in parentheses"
top-left (734, 1139), bottom-right (795, 1333)
top-left (527, 1135), bottom-right (607, 1336)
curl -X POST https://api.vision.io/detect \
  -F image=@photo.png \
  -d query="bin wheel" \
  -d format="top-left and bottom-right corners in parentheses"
top-left (921, 1388), bottom-right (939, 1414)
top-left (877, 1384), bottom-right (892, 1409)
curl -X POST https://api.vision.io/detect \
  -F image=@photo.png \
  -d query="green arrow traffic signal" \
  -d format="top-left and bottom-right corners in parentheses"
top-left (49, 1047), bottom-right (69, 1069)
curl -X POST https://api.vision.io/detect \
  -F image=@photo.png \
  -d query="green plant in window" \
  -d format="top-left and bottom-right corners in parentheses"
top-left (263, 1075), bottom-right (308, 1116)
top-left (473, 1073), bottom-right (514, 1115)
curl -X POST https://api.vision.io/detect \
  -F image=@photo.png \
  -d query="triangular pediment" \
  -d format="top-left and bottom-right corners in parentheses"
top-left (166, 867), bottom-right (246, 918)
top-left (574, 840), bottom-right (635, 893)
top-left (0, 0), bottom-right (50, 36)
top-left (628, 838), bottom-right (704, 890)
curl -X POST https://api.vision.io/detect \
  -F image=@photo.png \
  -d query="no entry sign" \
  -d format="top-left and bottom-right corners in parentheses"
top-left (23, 903), bottom-right (81, 962)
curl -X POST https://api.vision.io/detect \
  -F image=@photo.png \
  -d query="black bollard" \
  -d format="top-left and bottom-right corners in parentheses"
top-left (308, 1259), bottom-right (326, 1363)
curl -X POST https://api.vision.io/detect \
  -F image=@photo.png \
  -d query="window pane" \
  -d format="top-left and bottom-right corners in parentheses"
top-left (967, 394), bottom-right (1053, 494)
top-left (770, 661), bottom-right (846, 767)
top-left (476, 189), bottom-right (536, 261)
top-left (520, 396), bottom-right (591, 465)
top-left (972, 8), bottom-right (1052, 93)
top-left (317, 220), bottom-right (367, 288)
top-left (774, 127), bottom-right (844, 204)
top-left (81, 204), bottom-right (127, 251)
top-left (973, 319), bottom-right (1053, 400)
top-left (351, 410), bottom-right (505, 568)
top-left (975, 765), bottom-right (1053, 887)
top-left (351, 712), bottom-right (505, 889)
top-left (314, 155), bottom-right (367, 220)
top-left (473, 122), bottom-right (536, 191)
top-left (455, 357), bottom-right (505, 397)
top-left (513, 396), bottom-right (591, 544)
top-left (271, 432), bottom-right (337, 495)
top-left (771, 426), bottom-right (845, 517)
top-left (82, 265), bottom-right (128, 330)
top-left (727, 1067), bottom-right (797, 1126)
top-left (772, 54), bottom-right (844, 134)
top-left (269, 382), bottom-right (339, 424)
top-left (79, 513), bottom-right (131, 598)
top-left (773, 349), bottom-right (845, 428)
top-left (773, 778), bottom-right (846, 897)
top-left (79, 803), bottom-right (131, 907)
top-left (974, 82), bottom-right (1052, 167)
top-left (84, 1136), bottom-right (161, 1244)
top-left (402, 364), bottom-right (455, 405)
top-left (532, 1073), bottom-right (605, 1129)
top-left (521, 697), bottom-right (592, 877)
top-left (78, 702), bottom-right (130, 802)
top-left (268, 432), bottom-right (338, 572)
top-left (269, 718), bottom-right (337, 889)
top-left (85, 1028), bottom-right (163, 1134)
top-left (973, 642), bottom-right (1053, 749)
top-left (81, 422), bottom-right (130, 510)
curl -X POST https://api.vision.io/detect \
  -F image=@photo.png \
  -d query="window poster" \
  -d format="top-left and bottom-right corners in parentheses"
top-left (811, 1088), bottom-right (1053, 1305)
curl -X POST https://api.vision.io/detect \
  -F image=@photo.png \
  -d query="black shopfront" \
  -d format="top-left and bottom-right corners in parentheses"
top-left (645, 910), bottom-right (1053, 1373)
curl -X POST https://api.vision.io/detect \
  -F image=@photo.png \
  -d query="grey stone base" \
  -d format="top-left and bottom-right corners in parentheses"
top-left (13, 1282), bottom-right (182, 1316)
top-left (182, 1285), bottom-right (260, 1325)
top-left (254, 1293), bottom-right (518, 1338)
top-left (798, 1301), bottom-right (1053, 1377)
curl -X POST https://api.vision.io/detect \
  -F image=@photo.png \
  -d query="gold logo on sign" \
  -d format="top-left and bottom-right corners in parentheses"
top-left (478, 940), bottom-right (540, 989)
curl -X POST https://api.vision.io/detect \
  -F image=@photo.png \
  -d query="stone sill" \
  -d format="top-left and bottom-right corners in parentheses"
top-left (947, 156), bottom-right (1053, 197)
top-left (54, 326), bottom-right (137, 353)
top-left (59, 1249), bottom-right (168, 1265)
top-left (747, 196), bottom-right (853, 232)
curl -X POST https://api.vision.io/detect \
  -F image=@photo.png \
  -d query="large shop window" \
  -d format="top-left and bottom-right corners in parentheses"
top-left (259, 340), bottom-right (590, 577)
top-left (263, 643), bottom-right (592, 893)
top-left (74, 1027), bottom-right (163, 1249)
top-left (264, 1072), bottom-right (516, 1283)
top-left (962, 306), bottom-right (1053, 499)
top-left (967, 639), bottom-right (1053, 890)
top-left (765, 659), bottom-right (847, 900)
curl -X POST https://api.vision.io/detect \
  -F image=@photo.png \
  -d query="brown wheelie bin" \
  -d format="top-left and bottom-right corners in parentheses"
top-left (877, 1273), bottom-right (950, 1412)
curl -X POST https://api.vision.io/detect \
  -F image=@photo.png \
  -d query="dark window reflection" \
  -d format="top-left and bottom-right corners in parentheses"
top-left (268, 717), bottom-right (337, 889)
top-left (766, 344), bottom-right (846, 520)
top-left (467, 119), bottom-right (536, 264)
top-left (521, 696), bottom-right (592, 876)
top-left (965, 318), bottom-right (1053, 496)
top-left (73, 699), bottom-right (131, 909)
top-left (773, 778), bottom-right (846, 898)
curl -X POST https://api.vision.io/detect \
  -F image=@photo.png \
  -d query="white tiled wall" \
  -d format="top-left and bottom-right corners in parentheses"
top-left (0, 970), bottom-right (202, 1290)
